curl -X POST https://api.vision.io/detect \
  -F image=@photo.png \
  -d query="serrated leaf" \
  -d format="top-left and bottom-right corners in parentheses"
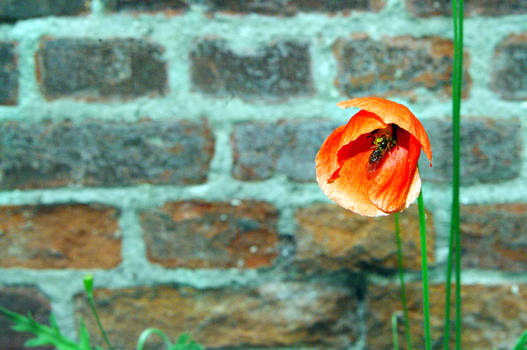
top-left (78, 318), bottom-right (92, 350)
top-left (0, 306), bottom-right (32, 331)
top-left (169, 333), bottom-right (202, 350)
top-left (24, 337), bottom-right (51, 347)
top-left (175, 333), bottom-right (190, 345)
top-left (49, 313), bottom-right (61, 332)
top-left (0, 306), bottom-right (81, 350)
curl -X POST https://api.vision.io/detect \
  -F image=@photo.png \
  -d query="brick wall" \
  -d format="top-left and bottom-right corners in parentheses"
top-left (0, 1), bottom-right (526, 349)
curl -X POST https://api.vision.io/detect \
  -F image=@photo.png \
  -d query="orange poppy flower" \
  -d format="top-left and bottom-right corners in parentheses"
top-left (315, 97), bottom-right (432, 217)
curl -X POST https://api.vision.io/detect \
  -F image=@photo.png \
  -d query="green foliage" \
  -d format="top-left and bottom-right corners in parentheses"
top-left (0, 274), bottom-right (202, 349)
top-left (391, 312), bottom-right (399, 350)
top-left (444, 0), bottom-right (464, 349)
top-left (0, 305), bottom-right (81, 350)
top-left (514, 329), bottom-right (527, 350)
top-left (1, 302), bottom-right (201, 350)
top-left (170, 333), bottom-right (202, 350)
top-left (393, 213), bottom-right (412, 350)
top-left (136, 328), bottom-right (202, 350)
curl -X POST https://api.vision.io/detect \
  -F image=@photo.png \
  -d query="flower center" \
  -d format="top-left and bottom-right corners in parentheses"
top-left (368, 124), bottom-right (398, 165)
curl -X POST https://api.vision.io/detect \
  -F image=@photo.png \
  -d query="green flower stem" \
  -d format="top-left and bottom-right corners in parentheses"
top-left (444, 0), bottom-right (464, 349)
top-left (137, 328), bottom-right (172, 350)
top-left (83, 275), bottom-right (114, 350)
top-left (418, 191), bottom-right (432, 350)
top-left (444, 220), bottom-right (455, 350)
top-left (392, 313), bottom-right (400, 350)
top-left (394, 213), bottom-right (413, 350)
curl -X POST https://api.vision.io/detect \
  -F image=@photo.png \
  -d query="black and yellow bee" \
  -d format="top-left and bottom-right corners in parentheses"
top-left (368, 126), bottom-right (398, 164)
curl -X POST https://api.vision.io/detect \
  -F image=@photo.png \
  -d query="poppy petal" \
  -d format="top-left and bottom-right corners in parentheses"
top-left (316, 132), bottom-right (387, 217)
top-left (367, 130), bottom-right (422, 212)
top-left (315, 124), bottom-right (347, 185)
top-left (405, 168), bottom-right (422, 208)
top-left (316, 109), bottom-right (386, 183)
top-left (337, 109), bottom-right (387, 148)
top-left (317, 97), bottom-right (431, 217)
top-left (337, 97), bottom-right (432, 165)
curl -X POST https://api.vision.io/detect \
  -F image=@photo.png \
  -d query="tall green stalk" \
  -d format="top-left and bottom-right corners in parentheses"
top-left (444, 0), bottom-right (463, 349)
top-left (417, 191), bottom-right (431, 350)
top-left (394, 213), bottom-right (413, 350)
top-left (83, 275), bottom-right (114, 350)
top-left (392, 313), bottom-right (400, 350)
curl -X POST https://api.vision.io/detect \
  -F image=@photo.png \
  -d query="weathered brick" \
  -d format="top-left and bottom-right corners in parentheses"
top-left (367, 283), bottom-right (527, 349)
top-left (406, 0), bottom-right (527, 17)
top-left (75, 281), bottom-right (362, 349)
top-left (0, 0), bottom-right (90, 21)
top-left (140, 200), bottom-right (280, 268)
top-left (419, 117), bottom-right (521, 185)
top-left (0, 42), bottom-right (17, 105)
top-left (491, 33), bottom-right (527, 101)
top-left (294, 203), bottom-right (434, 271)
top-left (0, 287), bottom-right (52, 350)
top-left (232, 119), bottom-right (339, 181)
top-left (333, 35), bottom-right (470, 98)
top-left (106, 0), bottom-right (188, 12)
top-left (0, 204), bottom-right (121, 269)
top-left (0, 119), bottom-right (214, 189)
top-left (36, 38), bottom-right (167, 100)
top-left (205, 0), bottom-right (386, 16)
top-left (460, 203), bottom-right (527, 272)
top-left (190, 39), bottom-right (314, 101)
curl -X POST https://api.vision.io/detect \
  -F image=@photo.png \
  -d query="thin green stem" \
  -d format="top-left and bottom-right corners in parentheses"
top-left (83, 275), bottom-right (114, 350)
top-left (394, 213), bottom-right (413, 350)
top-left (137, 328), bottom-right (172, 350)
top-left (444, 0), bottom-right (463, 349)
top-left (418, 191), bottom-right (431, 350)
top-left (392, 313), bottom-right (400, 350)
top-left (444, 217), bottom-right (455, 350)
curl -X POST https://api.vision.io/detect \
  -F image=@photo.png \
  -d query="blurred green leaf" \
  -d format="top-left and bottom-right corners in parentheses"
top-left (79, 318), bottom-right (93, 350)
top-left (170, 333), bottom-right (202, 350)
top-left (514, 329), bottom-right (527, 350)
top-left (0, 306), bottom-right (79, 350)
top-left (2, 304), bottom-right (202, 350)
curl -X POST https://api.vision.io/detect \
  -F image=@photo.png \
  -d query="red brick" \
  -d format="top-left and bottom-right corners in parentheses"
top-left (406, 0), bottom-right (527, 17)
top-left (140, 200), bottom-right (280, 268)
top-left (0, 204), bottom-right (121, 269)
top-left (231, 119), bottom-right (340, 182)
top-left (491, 33), bottom-right (527, 101)
top-left (36, 38), bottom-right (167, 101)
top-left (333, 35), bottom-right (470, 99)
top-left (75, 282), bottom-right (362, 349)
top-left (0, 42), bottom-right (18, 105)
top-left (460, 203), bottom-right (527, 271)
top-left (105, 0), bottom-right (188, 12)
top-left (367, 283), bottom-right (527, 349)
top-left (294, 203), bottom-right (434, 271)
top-left (190, 39), bottom-right (314, 101)
top-left (0, 0), bottom-right (90, 21)
top-left (205, 0), bottom-right (386, 16)
top-left (419, 117), bottom-right (521, 185)
top-left (0, 119), bottom-right (214, 189)
top-left (0, 287), bottom-right (52, 350)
